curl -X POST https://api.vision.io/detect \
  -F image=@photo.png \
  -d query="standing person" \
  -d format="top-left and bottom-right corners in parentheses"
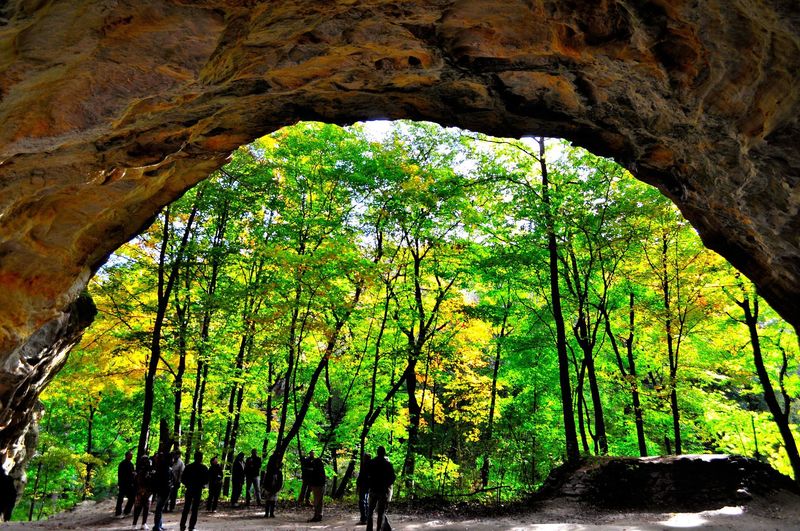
top-left (206, 456), bottom-right (223, 512)
top-left (356, 453), bottom-right (371, 525)
top-left (230, 452), bottom-right (245, 507)
top-left (0, 464), bottom-right (16, 522)
top-left (261, 455), bottom-right (283, 518)
top-left (307, 453), bottom-right (326, 522)
top-left (366, 446), bottom-right (396, 531)
top-left (115, 451), bottom-right (136, 517)
top-left (132, 456), bottom-right (153, 530)
top-left (297, 451), bottom-right (314, 507)
top-left (179, 451), bottom-right (209, 531)
top-left (167, 451), bottom-right (185, 512)
top-left (151, 451), bottom-right (173, 531)
top-left (244, 448), bottom-right (262, 507)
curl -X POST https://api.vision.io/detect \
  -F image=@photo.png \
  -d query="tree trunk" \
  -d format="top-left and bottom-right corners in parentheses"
top-left (185, 199), bottom-right (227, 459)
top-left (172, 297), bottom-right (188, 450)
top-left (137, 199), bottom-right (200, 459)
top-left (482, 298), bottom-right (510, 487)
top-left (537, 137), bottom-right (579, 462)
top-left (738, 295), bottom-right (800, 482)
top-left (662, 236), bottom-right (682, 455)
top-left (626, 293), bottom-right (647, 457)
top-left (82, 404), bottom-right (95, 500)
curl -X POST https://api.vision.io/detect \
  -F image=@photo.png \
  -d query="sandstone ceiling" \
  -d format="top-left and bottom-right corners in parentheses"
top-left (1, 0), bottom-right (799, 463)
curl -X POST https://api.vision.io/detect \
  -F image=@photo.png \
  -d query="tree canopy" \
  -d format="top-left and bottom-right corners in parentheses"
top-left (15, 121), bottom-right (799, 520)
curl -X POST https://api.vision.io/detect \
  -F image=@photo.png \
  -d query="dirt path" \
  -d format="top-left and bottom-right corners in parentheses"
top-left (5, 494), bottom-right (800, 530)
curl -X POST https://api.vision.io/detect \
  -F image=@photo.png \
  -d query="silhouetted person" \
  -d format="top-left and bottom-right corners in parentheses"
top-left (115, 450), bottom-right (135, 517)
top-left (206, 456), bottom-right (223, 512)
top-left (167, 450), bottom-right (185, 512)
top-left (298, 450), bottom-right (314, 506)
top-left (262, 455), bottom-right (283, 518)
top-left (244, 448), bottom-right (262, 506)
top-left (179, 451), bottom-right (209, 531)
top-left (151, 451), bottom-right (173, 531)
top-left (307, 453), bottom-right (325, 522)
top-left (366, 446), bottom-right (395, 531)
top-left (230, 452), bottom-right (245, 507)
top-left (132, 456), bottom-right (153, 529)
top-left (0, 465), bottom-right (16, 522)
top-left (356, 453), bottom-right (371, 524)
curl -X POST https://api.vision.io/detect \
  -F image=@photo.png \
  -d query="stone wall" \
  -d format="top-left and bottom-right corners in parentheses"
top-left (1, 0), bottom-right (799, 463)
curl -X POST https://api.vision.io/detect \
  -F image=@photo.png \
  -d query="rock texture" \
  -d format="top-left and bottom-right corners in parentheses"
top-left (0, 1), bottom-right (799, 460)
top-left (534, 454), bottom-right (800, 510)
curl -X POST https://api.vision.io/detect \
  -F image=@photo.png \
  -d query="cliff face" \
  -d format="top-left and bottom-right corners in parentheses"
top-left (1, 1), bottom-right (799, 463)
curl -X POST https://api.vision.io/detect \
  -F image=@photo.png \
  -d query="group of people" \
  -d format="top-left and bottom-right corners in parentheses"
top-left (115, 445), bottom-right (396, 529)
top-left (116, 450), bottom-right (219, 531)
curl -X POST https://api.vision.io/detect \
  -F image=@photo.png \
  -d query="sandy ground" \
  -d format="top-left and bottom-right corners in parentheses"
top-left (5, 493), bottom-right (800, 531)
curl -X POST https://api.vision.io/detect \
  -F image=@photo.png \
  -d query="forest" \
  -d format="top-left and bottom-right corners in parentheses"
top-left (13, 120), bottom-right (799, 521)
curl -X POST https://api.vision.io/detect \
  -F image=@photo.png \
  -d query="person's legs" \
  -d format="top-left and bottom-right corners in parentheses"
top-left (124, 489), bottom-right (135, 515)
top-left (254, 476), bottom-right (261, 504)
top-left (358, 489), bottom-right (369, 523)
top-left (188, 492), bottom-right (201, 530)
top-left (180, 497), bottom-right (190, 530)
top-left (133, 504), bottom-right (142, 525)
top-left (311, 485), bottom-right (323, 520)
top-left (244, 477), bottom-right (252, 506)
top-left (231, 481), bottom-right (242, 506)
top-left (168, 482), bottom-right (179, 512)
top-left (298, 482), bottom-right (307, 506)
top-left (365, 492), bottom-right (378, 531)
top-left (375, 496), bottom-right (388, 531)
top-left (115, 487), bottom-right (125, 515)
top-left (206, 485), bottom-right (217, 511)
top-left (152, 493), bottom-right (167, 530)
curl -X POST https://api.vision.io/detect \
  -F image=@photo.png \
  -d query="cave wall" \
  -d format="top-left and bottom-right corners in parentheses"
top-left (1, 0), bottom-right (799, 464)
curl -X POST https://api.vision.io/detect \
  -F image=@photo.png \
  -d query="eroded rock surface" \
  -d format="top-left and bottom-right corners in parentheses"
top-left (1, 1), bottom-right (799, 460)
top-left (534, 454), bottom-right (800, 510)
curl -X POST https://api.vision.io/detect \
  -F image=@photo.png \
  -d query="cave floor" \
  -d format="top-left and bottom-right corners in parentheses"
top-left (5, 493), bottom-right (800, 531)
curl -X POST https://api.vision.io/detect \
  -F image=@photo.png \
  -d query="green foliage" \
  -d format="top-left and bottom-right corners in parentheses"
top-left (20, 121), bottom-right (800, 519)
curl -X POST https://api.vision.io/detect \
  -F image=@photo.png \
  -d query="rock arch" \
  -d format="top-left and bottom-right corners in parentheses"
top-left (1, 1), bottom-right (799, 463)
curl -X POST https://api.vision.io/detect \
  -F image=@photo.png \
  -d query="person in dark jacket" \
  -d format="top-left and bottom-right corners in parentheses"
top-left (230, 452), bottom-right (245, 507)
top-left (307, 454), bottom-right (326, 522)
top-left (115, 451), bottom-right (135, 517)
top-left (0, 465), bottom-right (16, 522)
top-left (206, 456), bottom-right (223, 512)
top-left (151, 451), bottom-right (173, 531)
top-left (366, 446), bottom-right (396, 531)
top-left (261, 455), bottom-right (283, 518)
top-left (179, 451), bottom-right (209, 531)
top-left (356, 453), bottom-right (371, 524)
top-left (244, 448), bottom-right (262, 506)
top-left (297, 451), bottom-right (314, 507)
top-left (132, 456), bottom-right (153, 529)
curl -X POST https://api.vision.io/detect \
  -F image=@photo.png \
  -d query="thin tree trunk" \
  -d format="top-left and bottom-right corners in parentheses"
top-left (82, 404), bottom-right (95, 500)
top-left (604, 292), bottom-right (647, 456)
top-left (575, 361), bottom-right (590, 453)
top-left (537, 137), bottom-right (579, 462)
top-left (737, 295), bottom-right (800, 482)
top-left (137, 198), bottom-right (200, 460)
top-left (662, 236), bottom-right (681, 455)
top-left (481, 299), bottom-right (510, 487)
top-left (262, 361), bottom-right (274, 457)
top-left (172, 298), bottom-right (188, 449)
top-left (185, 200), bottom-right (227, 459)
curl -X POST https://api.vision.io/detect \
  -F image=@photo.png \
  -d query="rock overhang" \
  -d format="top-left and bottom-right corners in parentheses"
top-left (1, 0), bottom-right (799, 460)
